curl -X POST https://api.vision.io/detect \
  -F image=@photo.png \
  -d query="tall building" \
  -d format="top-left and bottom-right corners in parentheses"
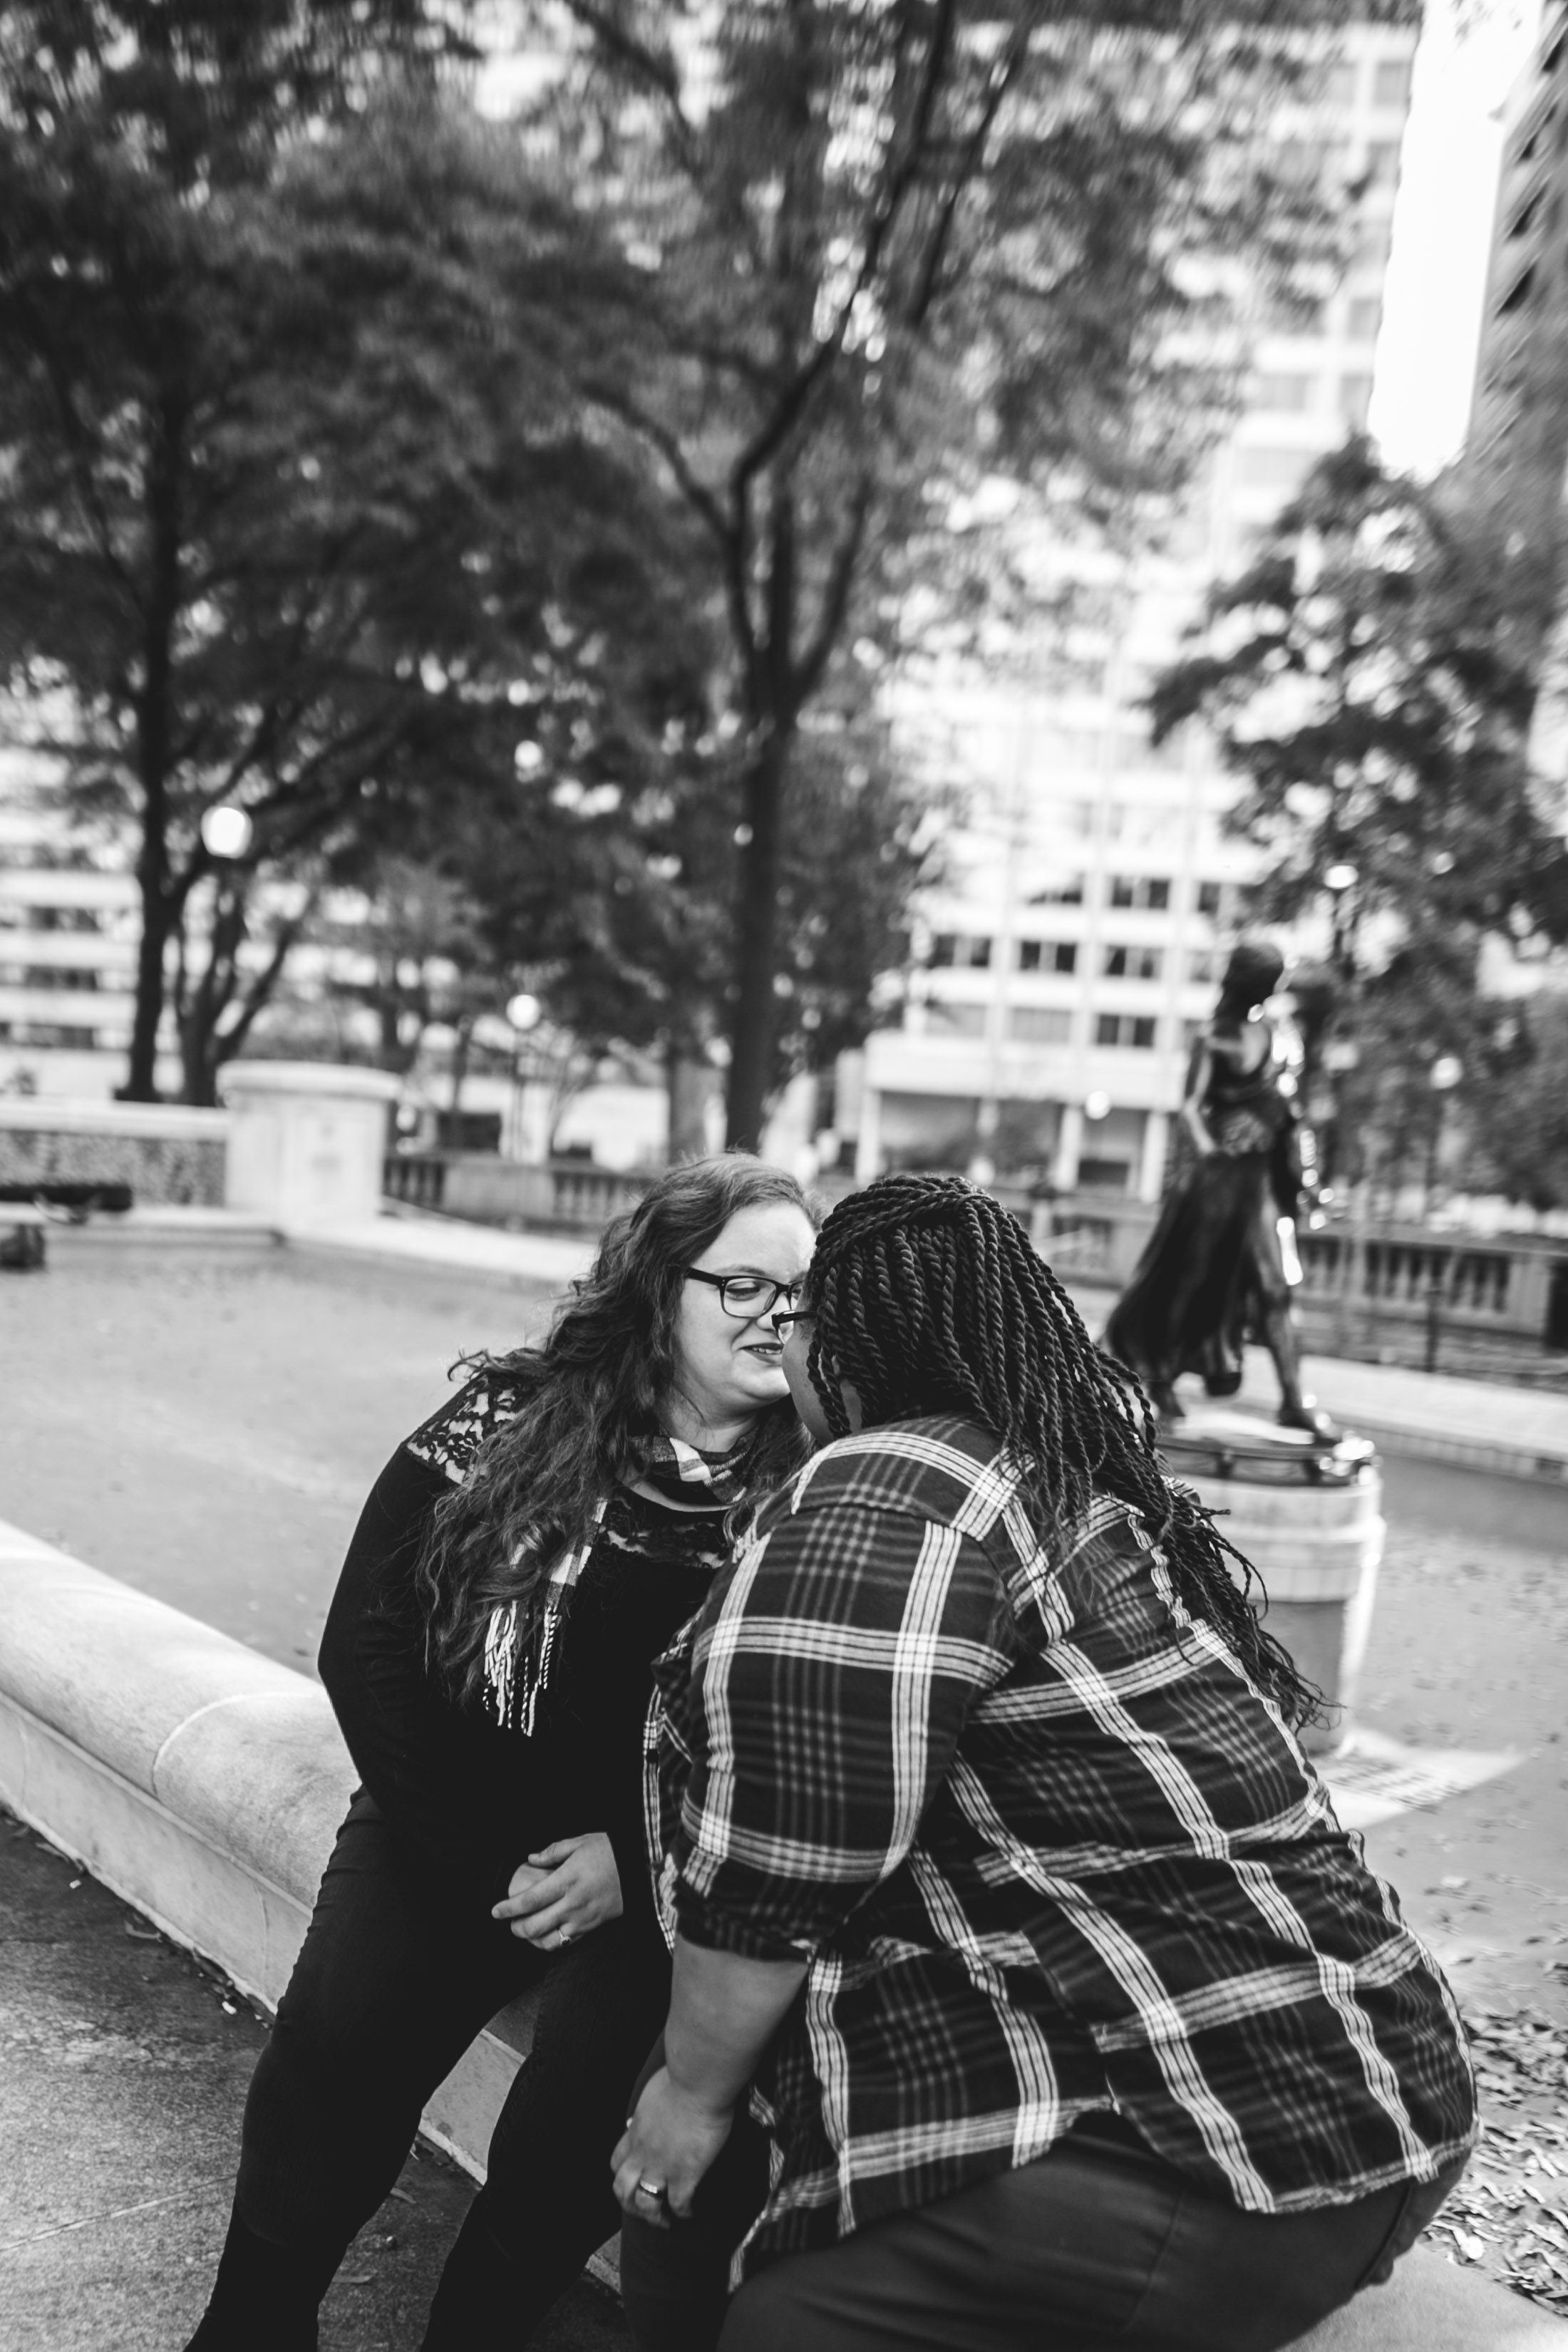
top-left (1468, 1), bottom-right (1568, 532)
top-left (852, 21), bottom-right (1418, 1202)
top-left (0, 740), bottom-right (149, 1098)
top-left (1467, 2), bottom-right (1568, 811)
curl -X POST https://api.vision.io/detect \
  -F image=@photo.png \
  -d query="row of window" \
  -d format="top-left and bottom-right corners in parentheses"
top-left (0, 1021), bottom-right (114, 1048)
top-left (932, 933), bottom-right (1228, 981)
top-left (927, 1005), bottom-right (1182, 1052)
top-left (0, 965), bottom-right (104, 990)
top-left (0, 903), bottom-right (108, 932)
top-left (1320, 56), bottom-right (1414, 113)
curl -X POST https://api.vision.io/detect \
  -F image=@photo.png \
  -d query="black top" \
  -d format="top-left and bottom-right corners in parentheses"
top-left (318, 1376), bottom-right (728, 1910)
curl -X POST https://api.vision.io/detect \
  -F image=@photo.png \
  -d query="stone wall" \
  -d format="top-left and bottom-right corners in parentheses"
top-left (0, 1100), bottom-right (227, 1205)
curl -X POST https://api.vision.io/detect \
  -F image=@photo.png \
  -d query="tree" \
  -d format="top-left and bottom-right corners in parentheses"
top-left (1459, 996), bottom-right (1568, 1213)
top-left (522, 0), bottom-right (1363, 1145)
top-left (1147, 438), bottom-right (1568, 1183)
top-left (458, 701), bottom-right (934, 1157)
top-left (0, 16), bottom-right (698, 1100)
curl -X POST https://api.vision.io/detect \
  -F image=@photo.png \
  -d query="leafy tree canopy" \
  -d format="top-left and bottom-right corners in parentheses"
top-left (513, 0), bottom-right (1377, 1143)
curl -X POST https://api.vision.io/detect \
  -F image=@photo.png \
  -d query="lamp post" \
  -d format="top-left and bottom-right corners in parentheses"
top-left (505, 991), bottom-right (542, 1162)
top-left (1423, 1054), bottom-right (1463, 1374)
top-left (1320, 862), bottom-right (1363, 1353)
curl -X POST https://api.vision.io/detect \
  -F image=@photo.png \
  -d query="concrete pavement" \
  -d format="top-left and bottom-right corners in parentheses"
top-left (39, 1202), bottom-right (1568, 1480)
top-left (0, 1809), bottom-right (627, 2352)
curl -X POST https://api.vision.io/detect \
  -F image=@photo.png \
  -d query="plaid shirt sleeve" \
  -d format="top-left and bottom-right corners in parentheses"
top-left (669, 1481), bottom-right (1018, 1961)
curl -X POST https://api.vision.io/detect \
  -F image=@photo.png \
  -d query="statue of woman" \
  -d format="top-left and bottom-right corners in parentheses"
top-left (1102, 942), bottom-right (1333, 1435)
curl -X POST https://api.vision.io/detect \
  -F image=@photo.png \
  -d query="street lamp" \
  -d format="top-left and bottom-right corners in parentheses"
top-left (505, 992), bottom-right (543, 1162)
top-left (200, 805), bottom-right (254, 862)
top-left (1423, 1054), bottom-right (1464, 1373)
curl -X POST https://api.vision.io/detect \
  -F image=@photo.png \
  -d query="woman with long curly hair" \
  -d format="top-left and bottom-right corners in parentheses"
top-left (186, 1155), bottom-right (817, 2352)
top-left (615, 1173), bottom-right (1474, 2352)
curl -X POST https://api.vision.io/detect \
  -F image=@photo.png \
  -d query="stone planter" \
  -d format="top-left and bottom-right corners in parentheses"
top-left (1160, 1415), bottom-right (1384, 1756)
top-left (220, 1061), bottom-right (400, 1229)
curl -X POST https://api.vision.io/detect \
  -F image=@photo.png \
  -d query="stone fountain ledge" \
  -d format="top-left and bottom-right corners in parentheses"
top-left (0, 1511), bottom-right (1563, 2344)
top-left (0, 1515), bottom-right (536, 2187)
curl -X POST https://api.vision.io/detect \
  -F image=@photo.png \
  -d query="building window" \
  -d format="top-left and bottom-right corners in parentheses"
top-left (1195, 880), bottom-right (1223, 918)
top-left (1363, 140), bottom-right (1401, 186)
top-left (1323, 60), bottom-right (1359, 108)
top-left (1007, 1006), bottom-right (1073, 1046)
top-left (929, 933), bottom-right (991, 970)
top-left (1340, 375), bottom-right (1373, 428)
top-left (1016, 939), bottom-right (1077, 974)
top-left (1108, 875), bottom-right (1172, 912)
top-left (1353, 225), bottom-right (1392, 271)
top-left (1103, 945), bottom-right (1161, 980)
top-left (929, 1001), bottom-right (989, 1038)
top-left (1105, 941), bottom-right (1165, 978)
top-left (28, 906), bottom-right (103, 933)
top-left (1187, 948), bottom-right (1216, 984)
top-left (1252, 373), bottom-right (1313, 413)
top-left (1346, 296), bottom-right (1381, 341)
top-left (1372, 58), bottom-right (1413, 110)
top-left (1234, 448), bottom-right (1314, 492)
top-left (18, 966), bottom-right (101, 991)
top-left (1095, 1013), bottom-right (1158, 1050)
top-left (1029, 874), bottom-right (1085, 904)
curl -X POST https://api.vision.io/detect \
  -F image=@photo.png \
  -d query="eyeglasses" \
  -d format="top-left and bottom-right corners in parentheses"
top-left (684, 1267), bottom-right (805, 1321)
top-left (770, 1306), bottom-right (813, 1336)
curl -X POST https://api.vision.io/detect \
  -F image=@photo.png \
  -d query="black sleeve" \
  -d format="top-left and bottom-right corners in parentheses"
top-left (319, 1441), bottom-right (527, 1881)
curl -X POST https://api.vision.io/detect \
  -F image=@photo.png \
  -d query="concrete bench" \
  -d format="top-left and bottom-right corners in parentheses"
top-left (0, 1517), bottom-right (1561, 2346)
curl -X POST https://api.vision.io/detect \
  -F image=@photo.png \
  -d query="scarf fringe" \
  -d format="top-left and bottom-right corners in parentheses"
top-left (480, 1429), bottom-right (758, 1731)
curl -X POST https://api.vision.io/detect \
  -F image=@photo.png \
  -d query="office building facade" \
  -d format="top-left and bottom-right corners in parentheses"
top-left (855, 20), bottom-right (1418, 1201)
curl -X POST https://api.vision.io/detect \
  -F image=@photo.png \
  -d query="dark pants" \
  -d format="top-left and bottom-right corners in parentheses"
top-left (623, 2115), bottom-right (1464, 2352)
top-left (203, 1791), bottom-right (671, 2348)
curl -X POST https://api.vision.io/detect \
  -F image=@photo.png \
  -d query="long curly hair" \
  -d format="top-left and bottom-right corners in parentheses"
top-left (419, 1153), bottom-right (815, 1710)
top-left (802, 1172), bottom-right (1322, 1731)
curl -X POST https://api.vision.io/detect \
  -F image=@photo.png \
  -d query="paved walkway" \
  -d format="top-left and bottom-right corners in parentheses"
top-left (47, 1207), bottom-right (1568, 1480)
top-left (0, 1812), bottom-right (627, 2352)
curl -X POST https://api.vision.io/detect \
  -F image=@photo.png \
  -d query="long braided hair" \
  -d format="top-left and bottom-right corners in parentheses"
top-left (803, 1173), bottom-right (1322, 1731)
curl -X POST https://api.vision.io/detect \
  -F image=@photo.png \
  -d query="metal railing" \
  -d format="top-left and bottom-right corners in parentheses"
top-left (383, 1154), bottom-right (653, 1231)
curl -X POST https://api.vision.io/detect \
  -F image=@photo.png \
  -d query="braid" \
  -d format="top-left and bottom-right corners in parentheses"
top-left (805, 1173), bottom-right (1322, 1731)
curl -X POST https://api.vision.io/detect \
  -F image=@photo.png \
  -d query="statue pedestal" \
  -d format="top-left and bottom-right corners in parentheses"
top-left (1158, 1412), bottom-right (1383, 1757)
top-left (220, 1061), bottom-right (401, 1229)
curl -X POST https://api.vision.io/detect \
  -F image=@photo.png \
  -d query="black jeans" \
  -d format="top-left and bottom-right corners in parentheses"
top-left (231, 1790), bottom-right (671, 2341)
top-left (622, 2115), bottom-right (1465, 2352)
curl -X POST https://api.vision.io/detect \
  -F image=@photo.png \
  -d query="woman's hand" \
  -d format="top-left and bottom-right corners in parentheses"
top-left (612, 2065), bottom-right (735, 2226)
top-left (490, 1830), bottom-right (623, 1948)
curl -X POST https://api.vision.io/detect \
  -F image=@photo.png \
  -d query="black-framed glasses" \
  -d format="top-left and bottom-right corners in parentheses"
top-left (684, 1267), bottom-right (805, 1321)
top-left (770, 1306), bottom-right (813, 1336)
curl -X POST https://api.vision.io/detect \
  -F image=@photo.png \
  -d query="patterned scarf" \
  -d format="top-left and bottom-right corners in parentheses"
top-left (483, 1429), bottom-right (760, 1733)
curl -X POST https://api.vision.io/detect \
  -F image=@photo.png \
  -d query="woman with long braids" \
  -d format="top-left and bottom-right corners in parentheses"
top-left (185, 1155), bottom-right (816, 2352)
top-left (614, 1173), bottom-right (1474, 2352)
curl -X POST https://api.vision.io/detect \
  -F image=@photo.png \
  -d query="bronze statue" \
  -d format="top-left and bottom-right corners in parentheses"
top-left (1102, 942), bottom-right (1335, 1438)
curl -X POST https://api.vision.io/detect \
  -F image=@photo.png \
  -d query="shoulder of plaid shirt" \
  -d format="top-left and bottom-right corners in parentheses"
top-left (644, 1412), bottom-right (1477, 2269)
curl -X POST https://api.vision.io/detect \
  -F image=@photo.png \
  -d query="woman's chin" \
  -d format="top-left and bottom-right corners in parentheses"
top-left (731, 1361), bottom-right (790, 1408)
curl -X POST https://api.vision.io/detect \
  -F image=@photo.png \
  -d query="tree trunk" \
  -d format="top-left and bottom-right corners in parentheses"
top-left (726, 728), bottom-right (790, 1151)
top-left (124, 867), bottom-right (171, 1099)
top-left (125, 402), bottom-right (183, 1100)
top-left (667, 1040), bottom-right (718, 1162)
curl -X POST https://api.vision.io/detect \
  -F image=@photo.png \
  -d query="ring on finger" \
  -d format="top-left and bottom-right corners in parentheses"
top-left (557, 1924), bottom-right (573, 1945)
top-left (634, 2177), bottom-right (668, 2205)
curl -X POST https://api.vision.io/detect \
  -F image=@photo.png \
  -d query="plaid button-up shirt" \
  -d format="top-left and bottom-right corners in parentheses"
top-left (648, 1416), bottom-right (1475, 2272)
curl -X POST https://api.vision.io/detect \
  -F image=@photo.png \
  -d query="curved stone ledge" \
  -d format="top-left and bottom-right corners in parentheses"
top-left (2, 1519), bottom-right (1562, 2346)
top-left (0, 1519), bottom-right (531, 2189)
